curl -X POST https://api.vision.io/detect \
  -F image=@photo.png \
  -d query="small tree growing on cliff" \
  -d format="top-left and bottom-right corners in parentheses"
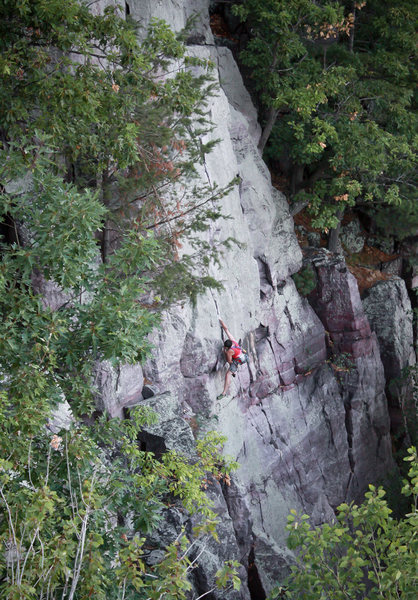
top-left (0, 404), bottom-right (241, 599)
top-left (1, 0), bottom-right (235, 301)
top-left (269, 447), bottom-right (418, 599)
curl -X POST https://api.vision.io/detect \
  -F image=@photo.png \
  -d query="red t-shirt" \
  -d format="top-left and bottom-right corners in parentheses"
top-left (230, 339), bottom-right (242, 360)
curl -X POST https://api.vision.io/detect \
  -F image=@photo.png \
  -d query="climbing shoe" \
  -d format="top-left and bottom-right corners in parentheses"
top-left (217, 393), bottom-right (226, 400)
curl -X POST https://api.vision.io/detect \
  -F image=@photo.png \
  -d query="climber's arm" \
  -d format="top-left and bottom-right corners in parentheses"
top-left (219, 319), bottom-right (235, 343)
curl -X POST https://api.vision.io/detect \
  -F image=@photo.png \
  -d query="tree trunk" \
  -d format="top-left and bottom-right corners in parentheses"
top-left (290, 164), bottom-right (304, 196)
top-left (101, 219), bottom-right (111, 264)
top-left (257, 41), bottom-right (281, 153)
top-left (349, 4), bottom-right (356, 53)
top-left (257, 106), bottom-right (279, 153)
top-left (289, 160), bottom-right (330, 215)
top-left (327, 210), bottom-right (344, 253)
top-left (99, 169), bottom-right (112, 263)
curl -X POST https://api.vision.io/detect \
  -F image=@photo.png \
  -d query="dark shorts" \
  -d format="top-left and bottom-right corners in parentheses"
top-left (229, 353), bottom-right (248, 373)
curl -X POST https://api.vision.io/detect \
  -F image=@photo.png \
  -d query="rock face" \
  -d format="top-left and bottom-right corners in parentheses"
top-left (306, 249), bottom-right (376, 358)
top-left (362, 278), bottom-right (416, 439)
top-left (363, 278), bottom-right (416, 383)
top-left (340, 218), bottom-right (365, 254)
top-left (88, 1), bottom-right (400, 598)
top-left (93, 360), bottom-right (144, 419)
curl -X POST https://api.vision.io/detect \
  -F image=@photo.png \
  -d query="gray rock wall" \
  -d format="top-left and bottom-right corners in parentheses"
top-left (79, 2), bottom-right (400, 598)
top-left (106, 2), bottom-right (397, 597)
top-left (362, 277), bottom-right (416, 442)
top-left (363, 278), bottom-right (416, 383)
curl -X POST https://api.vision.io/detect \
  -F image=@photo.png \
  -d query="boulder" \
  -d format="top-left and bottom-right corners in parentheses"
top-left (307, 231), bottom-right (322, 248)
top-left (93, 360), bottom-right (144, 418)
top-left (363, 278), bottom-right (416, 383)
top-left (129, 0), bottom-right (213, 44)
top-left (340, 218), bottom-right (365, 254)
top-left (47, 400), bottom-right (74, 433)
top-left (399, 235), bottom-right (418, 292)
top-left (129, 391), bottom-right (197, 457)
top-left (381, 257), bottom-right (403, 277)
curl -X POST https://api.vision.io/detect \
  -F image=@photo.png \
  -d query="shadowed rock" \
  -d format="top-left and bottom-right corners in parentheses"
top-left (363, 278), bottom-right (416, 382)
top-left (307, 249), bottom-right (375, 358)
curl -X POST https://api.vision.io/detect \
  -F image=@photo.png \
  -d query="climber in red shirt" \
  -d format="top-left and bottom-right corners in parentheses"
top-left (217, 319), bottom-right (249, 400)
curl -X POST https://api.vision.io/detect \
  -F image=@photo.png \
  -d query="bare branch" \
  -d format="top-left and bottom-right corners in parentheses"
top-left (27, 439), bottom-right (35, 490)
top-left (67, 467), bottom-right (98, 600)
top-left (0, 485), bottom-right (19, 585)
top-left (45, 445), bottom-right (52, 485)
top-left (65, 433), bottom-right (78, 521)
top-left (18, 526), bottom-right (40, 585)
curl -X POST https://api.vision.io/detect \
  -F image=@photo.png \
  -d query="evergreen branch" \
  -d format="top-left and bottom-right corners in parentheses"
top-left (144, 189), bottom-right (229, 231)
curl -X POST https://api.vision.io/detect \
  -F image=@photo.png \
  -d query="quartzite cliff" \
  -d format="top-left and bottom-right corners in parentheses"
top-left (55, 2), bottom-right (417, 598)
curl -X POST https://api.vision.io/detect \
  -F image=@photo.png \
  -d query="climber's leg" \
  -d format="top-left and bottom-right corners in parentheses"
top-left (217, 362), bottom-right (239, 399)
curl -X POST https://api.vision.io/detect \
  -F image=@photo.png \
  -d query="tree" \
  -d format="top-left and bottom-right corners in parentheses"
top-left (0, 150), bottom-right (241, 598)
top-left (0, 0), bottom-right (236, 420)
top-left (1, 0), bottom-right (235, 302)
top-left (269, 447), bottom-right (418, 599)
top-left (0, 1), bottom-right (240, 597)
top-left (232, 0), bottom-right (417, 248)
top-left (0, 405), bottom-right (240, 599)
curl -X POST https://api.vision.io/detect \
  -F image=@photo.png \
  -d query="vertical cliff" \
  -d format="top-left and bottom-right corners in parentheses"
top-left (92, 1), bottom-right (410, 597)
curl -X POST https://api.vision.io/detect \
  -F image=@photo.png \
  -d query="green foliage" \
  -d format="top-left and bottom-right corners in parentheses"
top-left (1, 0), bottom-right (235, 307)
top-left (329, 352), bottom-right (355, 373)
top-left (368, 198), bottom-right (418, 242)
top-left (0, 146), bottom-right (240, 597)
top-left (1, 147), bottom-right (160, 420)
top-left (0, 1), bottom-right (241, 597)
top-left (233, 0), bottom-right (417, 238)
top-left (216, 560), bottom-right (242, 592)
top-left (269, 447), bottom-right (418, 599)
top-left (292, 265), bottom-right (316, 296)
top-left (0, 408), bottom-right (239, 599)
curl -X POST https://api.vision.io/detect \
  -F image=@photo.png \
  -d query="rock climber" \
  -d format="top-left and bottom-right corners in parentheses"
top-left (217, 319), bottom-right (249, 400)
